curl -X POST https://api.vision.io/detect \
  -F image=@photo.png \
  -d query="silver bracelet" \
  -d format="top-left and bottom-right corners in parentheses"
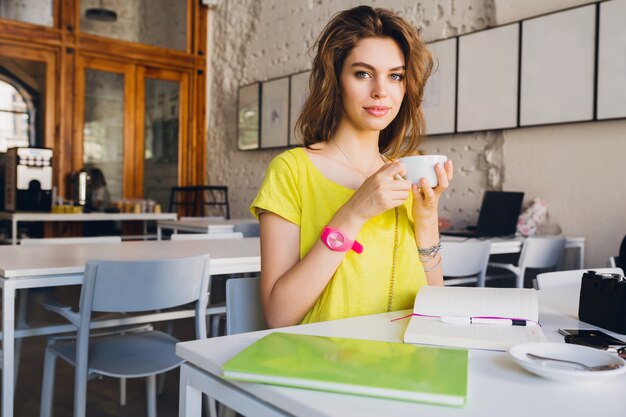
top-left (419, 251), bottom-right (439, 262)
top-left (418, 240), bottom-right (441, 258)
top-left (423, 255), bottom-right (442, 272)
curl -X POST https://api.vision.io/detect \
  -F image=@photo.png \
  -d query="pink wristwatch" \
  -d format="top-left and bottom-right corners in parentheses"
top-left (320, 226), bottom-right (363, 254)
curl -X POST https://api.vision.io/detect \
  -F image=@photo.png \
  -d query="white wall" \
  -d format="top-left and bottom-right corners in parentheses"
top-left (1, 0), bottom-right (53, 27)
top-left (206, 0), bottom-right (626, 267)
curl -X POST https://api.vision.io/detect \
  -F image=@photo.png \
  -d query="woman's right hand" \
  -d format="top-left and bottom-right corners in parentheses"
top-left (336, 162), bottom-right (410, 225)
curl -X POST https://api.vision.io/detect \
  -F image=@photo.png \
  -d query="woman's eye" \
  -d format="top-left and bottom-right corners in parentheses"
top-left (390, 73), bottom-right (405, 81)
top-left (356, 71), bottom-right (370, 79)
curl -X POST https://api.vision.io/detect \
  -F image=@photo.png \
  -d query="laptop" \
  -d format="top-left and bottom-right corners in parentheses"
top-left (442, 191), bottom-right (525, 238)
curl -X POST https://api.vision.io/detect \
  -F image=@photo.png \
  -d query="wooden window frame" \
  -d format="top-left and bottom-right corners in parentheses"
top-left (0, 0), bottom-right (207, 198)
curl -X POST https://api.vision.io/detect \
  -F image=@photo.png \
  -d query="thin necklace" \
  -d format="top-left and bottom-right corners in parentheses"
top-left (333, 141), bottom-right (384, 178)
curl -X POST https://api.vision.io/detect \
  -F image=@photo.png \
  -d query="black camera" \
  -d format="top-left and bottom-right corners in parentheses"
top-left (578, 270), bottom-right (626, 334)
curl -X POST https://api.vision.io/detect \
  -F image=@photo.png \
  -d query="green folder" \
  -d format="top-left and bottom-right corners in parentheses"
top-left (222, 332), bottom-right (469, 407)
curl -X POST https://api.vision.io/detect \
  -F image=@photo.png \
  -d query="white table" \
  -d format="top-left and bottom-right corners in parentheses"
top-left (0, 238), bottom-right (260, 417)
top-left (0, 211), bottom-right (178, 245)
top-left (157, 218), bottom-right (258, 240)
top-left (442, 235), bottom-right (585, 269)
top-left (154, 226), bottom-right (585, 267)
top-left (177, 285), bottom-right (625, 417)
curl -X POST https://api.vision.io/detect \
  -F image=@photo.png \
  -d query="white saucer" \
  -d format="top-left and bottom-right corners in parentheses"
top-left (508, 342), bottom-right (626, 382)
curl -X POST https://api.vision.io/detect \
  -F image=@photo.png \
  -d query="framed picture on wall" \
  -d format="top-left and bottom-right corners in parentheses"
top-left (237, 82), bottom-right (260, 150)
top-left (289, 70), bottom-right (310, 146)
top-left (520, 5), bottom-right (596, 126)
top-left (457, 23), bottom-right (519, 132)
top-left (422, 38), bottom-right (457, 135)
top-left (261, 76), bottom-right (290, 149)
top-left (596, 0), bottom-right (626, 120)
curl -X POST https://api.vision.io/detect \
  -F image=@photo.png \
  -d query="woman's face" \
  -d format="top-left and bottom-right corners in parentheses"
top-left (339, 37), bottom-right (406, 134)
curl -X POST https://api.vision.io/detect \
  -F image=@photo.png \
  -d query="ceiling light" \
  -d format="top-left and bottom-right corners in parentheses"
top-left (85, 0), bottom-right (117, 22)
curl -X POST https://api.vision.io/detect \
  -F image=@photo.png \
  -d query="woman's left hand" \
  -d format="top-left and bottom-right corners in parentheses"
top-left (411, 160), bottom-right (453, 224)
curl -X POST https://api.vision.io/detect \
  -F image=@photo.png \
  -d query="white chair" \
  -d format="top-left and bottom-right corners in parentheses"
top-left (440, 240), bottom-right (492, 286)
top-left (535, 267), bottom-right (624, 289)
top-left (210, 277), bottom-right (266, 417)
top-left (39, 254), bottom-right (211, 417)
top-left (170, 232), bottom-right (243, 240)
top-left (171, 232), bottom-right (240, 338)
top-left (226, 277), bottom-right (267, 335)
top-left (16, 236), bottom-right (122, 388)
top-left (489, 236), bottom-right (567, 288)
top-left (233, 222), bottom-right (260, 238)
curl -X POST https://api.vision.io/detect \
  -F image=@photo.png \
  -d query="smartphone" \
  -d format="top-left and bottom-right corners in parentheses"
top-left (558, 329), bottom-right (626, 345)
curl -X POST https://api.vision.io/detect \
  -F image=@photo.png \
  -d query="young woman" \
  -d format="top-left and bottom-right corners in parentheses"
top-left (250, 6), bottom-right (453, 328)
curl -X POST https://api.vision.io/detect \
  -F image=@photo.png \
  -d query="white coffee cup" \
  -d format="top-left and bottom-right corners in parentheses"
top-left (398, 155), bottom-right (448, 186)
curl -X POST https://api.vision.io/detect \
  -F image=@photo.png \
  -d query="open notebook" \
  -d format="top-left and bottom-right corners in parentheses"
top-left (403, 286), bottom-right (546, 351)
top-left (223, 332), bottom-right (469, 407)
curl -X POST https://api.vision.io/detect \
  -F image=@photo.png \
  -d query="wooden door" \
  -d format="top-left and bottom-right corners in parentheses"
top-left (75, 56), bottom-right (134, 201)
top-left (136, 66), bottom-right (191, 209)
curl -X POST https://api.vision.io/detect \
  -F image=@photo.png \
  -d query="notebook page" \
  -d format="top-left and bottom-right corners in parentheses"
top-left (404, 317), bottom-right (546, 350)
top-left (413, 287), bottom-right (539, 322)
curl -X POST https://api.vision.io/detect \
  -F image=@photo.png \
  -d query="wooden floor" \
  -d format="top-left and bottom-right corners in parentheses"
top-left (8, 286), bottom-right (200, 417)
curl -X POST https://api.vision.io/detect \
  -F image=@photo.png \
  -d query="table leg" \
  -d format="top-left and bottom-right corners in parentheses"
top-left (12, 219), bottom-right (17, 245)
top-left (2, 281), bottom-right (17, 417)
top-left (157, 226), bottom-right (162, 241)
top-left (180, 363), bottom-right (288, 417)
top-left (179, 364), bottom-right (202, 417)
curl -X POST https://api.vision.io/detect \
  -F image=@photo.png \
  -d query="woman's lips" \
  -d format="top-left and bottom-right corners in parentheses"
top-left (364, 106), bottom-right (390, 117)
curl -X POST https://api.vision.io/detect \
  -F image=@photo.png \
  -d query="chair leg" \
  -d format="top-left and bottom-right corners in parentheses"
top-left (157, 372), bottom-right (166, 395)
top-left (516, 267), bottom-right (526, 288)
top-left (40, 348), bottom-right (57, 417)
top-left (146, 375), bottom-right (157, 417)
top-left (119, 378), bottom-right (127, 406)
top-left (210, 315), bottom-right (221, 338)
top-left (73, 365), bottom-right (89, 417)
top-left (156, 319), bottom-right (176, 394)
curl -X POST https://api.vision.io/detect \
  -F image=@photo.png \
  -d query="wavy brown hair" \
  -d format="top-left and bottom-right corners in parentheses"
top-left (295, 6), bottom-right (433, 158)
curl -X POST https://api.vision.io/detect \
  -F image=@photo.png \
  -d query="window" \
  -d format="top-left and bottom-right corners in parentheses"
top-left (0, 74), bottom-right (34, 152)
top-left (0, 0), bottom-right (54, 27)
top-left (80, 0), bottom-right (187, 51)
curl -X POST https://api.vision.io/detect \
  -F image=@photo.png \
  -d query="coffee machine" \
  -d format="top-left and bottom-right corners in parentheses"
top-left (70, 168), bottom-right (92, 209)
top-left (4, 147), bottom-right (53, 212)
